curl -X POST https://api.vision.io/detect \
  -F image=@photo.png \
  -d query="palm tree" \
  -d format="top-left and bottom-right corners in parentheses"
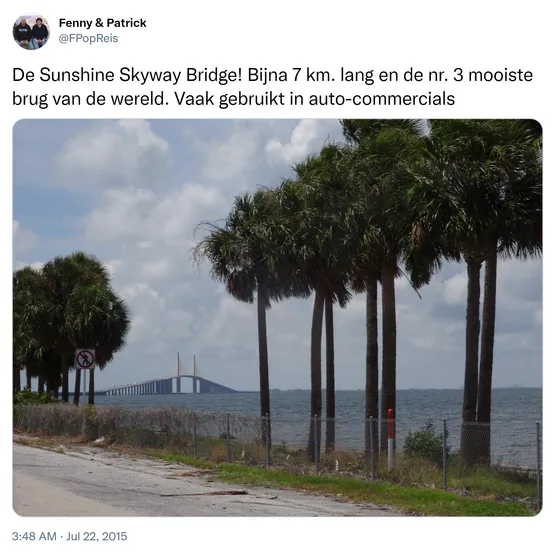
top-left (66, 284), bottom-right (131, 405)
top-left (411, 119), bottom-right (542, 465)
top-left (194, 190), bottom-right (292, 445)
top-left (34, 252), bottom-right (111, 402)
top-left (475, 121), bottom-right (542, 463)
top-left (280, 145), bottom-right (354, 457)
top-left (341, 120), bottom-right (428, 452)
top-left (349, 249), bottom-right (381, 454)
top-left (13, 267), bottom-right (49, 394)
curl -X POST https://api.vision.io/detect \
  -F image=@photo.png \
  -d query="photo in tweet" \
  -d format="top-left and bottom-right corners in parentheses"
top-left (12, 118), bottom-right (542, 518)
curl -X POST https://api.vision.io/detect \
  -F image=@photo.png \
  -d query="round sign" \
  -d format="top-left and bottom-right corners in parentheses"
top-left (76, 349), bottom-right (95, 369)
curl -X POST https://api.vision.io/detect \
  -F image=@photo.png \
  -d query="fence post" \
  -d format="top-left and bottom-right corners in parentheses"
top-left (226, 413), bottom-right (231, 463)
top-left (387, 409), bottom-right (394, 471)
top-left (442, 418), bottom-right (448, 491)
top-left (536, 421), bottom-right (542, 511)
top-left (265, 414), bottom-right (271, 467)
top-left (369, 417), bottom-right (376, 481)
top-left (192, 416), bottom-right (197, 457)
top-left (314, 415), bottom-right (320, 474)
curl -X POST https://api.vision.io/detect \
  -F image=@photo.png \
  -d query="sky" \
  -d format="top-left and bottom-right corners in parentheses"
top-left (12, 119), bottom-right (543, 391)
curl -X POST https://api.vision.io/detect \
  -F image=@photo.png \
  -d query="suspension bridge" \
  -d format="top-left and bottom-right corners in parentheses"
top-left (95, 354), bottom-right (238, 396)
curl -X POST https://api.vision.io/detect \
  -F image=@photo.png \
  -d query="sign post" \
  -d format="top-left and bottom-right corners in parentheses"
top-left (75, 349), bottom-right (96, 404)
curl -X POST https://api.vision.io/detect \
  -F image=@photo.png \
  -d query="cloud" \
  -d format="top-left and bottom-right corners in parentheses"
top-left (14, 260), bottom-right (43, 271)
top-left (86, 182), bottom-right (227, 244)
top-left (13, 220), bottom-right (37, 253)
top-left (442, 272), bottom-right (467, 305)
top-left (196, 125), bottom-right (260, 183)
top-left (265, 119), bottom-right (342, 165)
top-left (57, 120), bottom-right (171, 190)
top-left (13, 119), bottom-right (542, 391)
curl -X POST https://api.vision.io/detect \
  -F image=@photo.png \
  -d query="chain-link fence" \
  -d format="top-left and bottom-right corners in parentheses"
top-left (14, 405), bottom-right (542, 510)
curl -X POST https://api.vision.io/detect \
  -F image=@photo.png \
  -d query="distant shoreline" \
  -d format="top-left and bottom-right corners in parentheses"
top-left (86, 385), bottom-right (541, 396)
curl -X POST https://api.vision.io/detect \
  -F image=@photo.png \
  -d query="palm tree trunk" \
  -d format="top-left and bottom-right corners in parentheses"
top-left (380, 259), bottom-right (397, 454)
top-left (308, 286), bottom-right (325, 461)
top-left (460, 257), bottom-right (482, 466)
top-left (61, 352), bottom-right (70, 402)
top-left (365, 274), bottom-right (379, 456)
top-left (88, 369), bottom-right (95, 405)
top-left (37, 377), bottom-right (45, 394)
top-left (257, 283), bottom-right (271, 446)
top-left (73, 368), bottom-right (81, 405)
top-left (46, 376), bottom-right (56, 396)
top-left (476, 252), bottom-right (497, 465)
top-left (13, 365), bottom-right (21, 394)
top-left (26, 369), bottom-right (32, 389)
top-left (324, 295), bottom-right (335, 453)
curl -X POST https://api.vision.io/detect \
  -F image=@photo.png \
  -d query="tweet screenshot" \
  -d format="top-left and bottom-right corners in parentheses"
top-left (2, 0), bottom-right (549, 555)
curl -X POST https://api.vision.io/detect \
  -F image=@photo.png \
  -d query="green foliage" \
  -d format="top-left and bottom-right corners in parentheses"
top-left (13, 251), bottom-right (131, 403)
top-left (13, 387), bottom-right (59, 423)
top-left (13, 386), bottom-right (58, 407)
top-left (403, 420), bottom-right (447, 467)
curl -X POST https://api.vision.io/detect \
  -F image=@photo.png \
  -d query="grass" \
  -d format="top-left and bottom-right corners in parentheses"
top-left (149, 450), bottom-right (533, 516)
top-left (13, 428), bottom-right (538, 516)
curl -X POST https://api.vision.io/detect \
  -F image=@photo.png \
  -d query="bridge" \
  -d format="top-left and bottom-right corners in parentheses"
top-left (96, 354), bottom-right (238, 396)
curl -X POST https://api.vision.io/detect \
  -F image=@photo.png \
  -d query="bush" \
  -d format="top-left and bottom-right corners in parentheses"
top-left (13, 387), bottom-right (60, 425)
top-left (403, 420), bottom-right (447, 467)
top-left (13, 386), bottom-right (58, 407)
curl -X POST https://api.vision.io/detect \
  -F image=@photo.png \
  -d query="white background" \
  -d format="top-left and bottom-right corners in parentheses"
top-left (1, 0), bottom-right (550, 555)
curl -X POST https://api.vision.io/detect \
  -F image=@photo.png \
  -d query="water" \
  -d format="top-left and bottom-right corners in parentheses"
top-left (96, 388), bottom-right (542, 467)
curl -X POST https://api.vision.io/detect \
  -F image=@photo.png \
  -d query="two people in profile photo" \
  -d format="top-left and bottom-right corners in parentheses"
top-left (13, 16), bottom-right (49, 50)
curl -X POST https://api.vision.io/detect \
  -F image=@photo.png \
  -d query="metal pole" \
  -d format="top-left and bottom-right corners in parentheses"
top-left (536, 421), bottom-right (542, 511)
top-left (80, 368), bottom-right (86, 437)
top-left (265, 414), bottom-right (271, 467)
top-left (387, 409), bottom-right (394, 471)
top-left (369, 417), bottom-right (376, 481)
top-left (192, 417), bottom-right (197, 457)
top-left (314, 415), bottom-right (320, 474)
top-left (226, 413), bottom-right (231, 463)
top-left (442, 418), bottom-right (448, 491)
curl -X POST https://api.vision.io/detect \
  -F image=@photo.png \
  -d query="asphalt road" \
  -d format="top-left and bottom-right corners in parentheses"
top-left (13, 441), bottom-right (402, 517)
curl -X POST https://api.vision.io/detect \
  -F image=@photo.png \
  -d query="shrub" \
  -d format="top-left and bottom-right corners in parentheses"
top-left (13, 387), bottom-right (60, 425)
top-left (403, 420), bottom-right (447, 467)
top-left (13, 386), bottom-right (58, 407)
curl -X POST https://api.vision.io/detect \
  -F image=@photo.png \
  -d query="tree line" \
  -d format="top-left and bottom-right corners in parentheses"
top-left (13, 252), bottom-right (131, 405)
top-left (193, 119), bottom-right (542, 467)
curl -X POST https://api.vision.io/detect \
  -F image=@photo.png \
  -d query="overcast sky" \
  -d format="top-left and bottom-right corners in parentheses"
top-left (13, 119), bottom-right (542, 391)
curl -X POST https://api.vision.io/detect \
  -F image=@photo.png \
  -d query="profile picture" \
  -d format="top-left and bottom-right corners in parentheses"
top-left (13, 15), bottom-right (50, 50)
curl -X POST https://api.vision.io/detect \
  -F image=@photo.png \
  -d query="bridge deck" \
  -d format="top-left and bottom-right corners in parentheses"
top-left (96, 374), bottom-right (237, 395)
